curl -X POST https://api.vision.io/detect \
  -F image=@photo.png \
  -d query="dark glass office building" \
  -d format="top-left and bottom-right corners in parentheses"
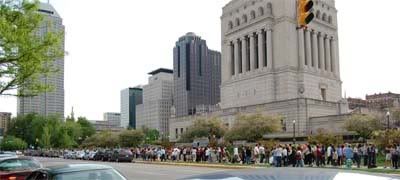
top-left (120, 87), bottom-right (143, 128)
top-left (173, 32), bottom-right (221, 117)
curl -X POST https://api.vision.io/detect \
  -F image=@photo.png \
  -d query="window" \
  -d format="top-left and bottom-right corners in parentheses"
top-left (250, 10), bottom-right (256, 19)
top-left (321, 88), bottom-right (327, 101)
top-left (242, 14), bottom-right (248, 23)
top-left (228, 21), bottom-right (233, 29)
top-left (235, 18), bottom-right (240, 26)
top-left (177, 47), bottom-right (180, 77)
top-left (181, 128), bottom-right (184, 134)
top-left (258, 7), bottom-right (264, 16)
top-left (175, 128), bottom-right (178, 139)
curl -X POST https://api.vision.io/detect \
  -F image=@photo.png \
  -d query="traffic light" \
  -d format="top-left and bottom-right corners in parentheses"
top-left (297, 0), bottom-right (314, 28)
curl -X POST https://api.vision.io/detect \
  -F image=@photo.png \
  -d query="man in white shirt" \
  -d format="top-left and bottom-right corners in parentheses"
top-left (254, 144), bottom-right (260, 164)
top-left (275, 145), bottom-right (283, 167)
top-left (233, 146), bottom-right (239, 163)
top-left (327, 145), bottom-right (333, 165)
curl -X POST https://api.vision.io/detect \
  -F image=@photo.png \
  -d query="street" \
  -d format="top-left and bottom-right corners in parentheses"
top-left (35, 157), bottom-right (228, 180)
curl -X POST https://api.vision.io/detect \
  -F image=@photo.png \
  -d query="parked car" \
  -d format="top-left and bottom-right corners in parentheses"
top-left (110, 149), bottom-right (133, 162)
top-left (75, 151), bottom-right (85, 160)
top-left (63, 151), bottom-right (73, 159)
top-left (83, 151), bottom-right (97, 160)
top-left (26, 164), bottom-right (127, 180)
top-left (93, 150), bottom-right (106, 161)
top-left (0, 156), bottom-right (42, 180)
top-left (103, 149), bottom-right (114, 161)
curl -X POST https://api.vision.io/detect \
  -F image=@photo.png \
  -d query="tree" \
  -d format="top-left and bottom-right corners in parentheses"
top-left (0, 0), bottom-right (64, 96)
top-left (119, 130), bottom-right (144, 147)
top-left (141, 126), bottom-right (159, 144)
top-left (40, 125), bottom-right (51, 149)
top-left (373, 130), bottom-right (400, 148)
top-left (392, 109), bottom-right (400, 127)
top-left (0, 136), bottom-right (27, 151)
top-left (96, 131), bottom-right (119, 148)
top-left (179, 117), bottom-right (226, 143)
top-left (344, 114), bottom-right (383, 140)
top-left (225, 113), bottom-right (282, 142)
top-left (307, 128), bottom-right (343, 146)
top-left (77, 117), bottom-right (95, 142)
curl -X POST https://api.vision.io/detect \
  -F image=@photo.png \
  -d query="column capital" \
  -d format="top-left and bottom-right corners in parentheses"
top-left (257, 29), bottom-right (263, 34)
top-left (240, 36), bottom-right (246, 41)
top-left (249, 33), bottom-right (255, 37)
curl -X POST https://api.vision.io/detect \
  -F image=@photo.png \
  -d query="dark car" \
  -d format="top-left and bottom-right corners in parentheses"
top-left (93, 150), bottom-right (106, 161)
top-left (110, 149), bottom-right (133, 162)
top-left (26, 164), bottom-right (127, 180)
top-left (103, 149), bottom-right (114, 161)
top-left (0, 156), bottom-right (42, 180)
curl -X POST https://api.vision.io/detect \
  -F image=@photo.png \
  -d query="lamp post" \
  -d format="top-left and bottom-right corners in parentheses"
top-left (386, 111), bottom-right (391, 130)
top-left (293, 120), bottom-right (296, 145)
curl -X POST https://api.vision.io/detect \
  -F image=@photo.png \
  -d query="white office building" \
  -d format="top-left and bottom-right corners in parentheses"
top-left (136, 68), bottom-right (173, 135)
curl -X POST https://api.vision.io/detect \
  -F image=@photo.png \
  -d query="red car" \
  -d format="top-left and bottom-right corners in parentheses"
top-left (0, 156), bottom-right (42, 180)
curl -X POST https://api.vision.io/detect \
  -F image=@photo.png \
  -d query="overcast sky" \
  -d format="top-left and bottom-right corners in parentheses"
top-left (1, 0), bottom-right (399, 120)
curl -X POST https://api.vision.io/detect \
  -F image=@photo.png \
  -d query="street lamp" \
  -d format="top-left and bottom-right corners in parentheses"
top-left (293, 120), bottom-right (296, 145)
top-left (386, 111), bottom-right (391, 130)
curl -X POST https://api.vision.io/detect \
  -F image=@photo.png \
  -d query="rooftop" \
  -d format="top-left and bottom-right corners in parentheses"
top-left (148, 68), bottom-right (173, 75)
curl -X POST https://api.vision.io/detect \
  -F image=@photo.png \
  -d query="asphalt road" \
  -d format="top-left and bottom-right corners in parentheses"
top-left (34, 157), bottom-right (227, 180)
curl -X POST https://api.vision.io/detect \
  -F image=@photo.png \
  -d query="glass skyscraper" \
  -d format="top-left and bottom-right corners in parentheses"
top-left (173, 32), bottom-right (221, 117)
top-left (120, 88), bottom-right (143, 128)
top-left (17, 3), bottom-right (65, 118)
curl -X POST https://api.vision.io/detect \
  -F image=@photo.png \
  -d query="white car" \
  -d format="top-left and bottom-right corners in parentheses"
top-left (75, 151), bottom-right (85, 159)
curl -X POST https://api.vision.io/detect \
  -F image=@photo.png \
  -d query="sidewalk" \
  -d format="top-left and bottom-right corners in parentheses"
top-left (133, 160), bottom-right (400, 174)
top-left (134, 160), bottom-right (262, 169)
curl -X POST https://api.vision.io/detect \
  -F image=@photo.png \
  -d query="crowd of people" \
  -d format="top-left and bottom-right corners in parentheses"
top-left (131, 143), bottom-right (400, 169)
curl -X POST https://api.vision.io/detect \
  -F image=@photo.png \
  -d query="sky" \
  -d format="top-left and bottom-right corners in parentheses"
top-left (1, 0), bottom-right (400, 120)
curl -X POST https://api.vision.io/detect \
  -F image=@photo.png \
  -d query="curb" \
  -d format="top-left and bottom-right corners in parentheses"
top-left (134, 161), bottom-right (256, 169)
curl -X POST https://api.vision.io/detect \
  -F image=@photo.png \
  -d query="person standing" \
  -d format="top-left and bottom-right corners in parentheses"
top-left (362, 143), bottom-right (368, 167)
top-left (275, 145), bottom-right (283, 167)
top-left (295, 146), bottom-right (304, 167)
top-left (233, 146), bottom-right (239, 163)
top-left (254, 144), bottom-right (260, 164)
top-left (245, 146), bottom-right (252, 164)
top-left (327, 144), bottom-right (333, 165)
top-left (282, 145), bottom-right (288, 166)
top-left (391, 144), bottom-right (399, 169)
top-left (353, 144), bottom-right (361, 168)
top-left (259, 145), bottom-right (265, 164)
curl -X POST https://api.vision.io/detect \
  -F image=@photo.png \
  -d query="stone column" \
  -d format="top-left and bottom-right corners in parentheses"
top-left (241, 37), bottom-right (247, 73)
top-left (305, 29), bottom-right (312, 68)
top-left (331, 38), bottom-right (339, 76)
top-left (312, 30), bottom-right (319, 71)
top-left (267, 29), bottom-right (273, 70)
top-left (325, 36), bottom-right (332, 73)
top-left (318, 33), bottom-right (325, 71)
top-left (234, 39), bottom-right (240, 75)
top-left (249, 33), bottom-right (256, 71)
top-left (257, 30), bottom-right (265, 69)
top-left (298, 28), bottom-right (305, 70)
top-left (227, 42), bottom-right (233, 76)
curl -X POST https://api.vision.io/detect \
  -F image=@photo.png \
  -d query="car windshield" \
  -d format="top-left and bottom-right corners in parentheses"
top-left (0, 159), bottom-right (41, 171)
top-left (54, 169), bottom-right (126, 180)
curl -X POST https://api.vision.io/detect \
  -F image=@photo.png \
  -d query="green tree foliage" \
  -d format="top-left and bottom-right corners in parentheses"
top-left (40, 125), bottom-right (51, 148)
top-left (0, 136), bottom-right (27, 151)
top-left (179, 117), bottom-right (226, 143)
top-left (76, 117), bottom-right (95, 141)
top-left (344, 114), bottom-right (383, 139)
top-left (119, 130), bottom-right (145, 148)
top-left (141, 126), bottom-right (159, 144)
top-left (0, 0), bottom-right (64, 96)
top-left (373, 130), bottom-right (400, 148)
top-left (307, 128), bottom-right (343, 146)
top-left (82, 131), bottom-right (119, 148)
top-left (225, 113), bottom-right (282, 142)
top-left (7, 114), bottom-right (91, 149)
